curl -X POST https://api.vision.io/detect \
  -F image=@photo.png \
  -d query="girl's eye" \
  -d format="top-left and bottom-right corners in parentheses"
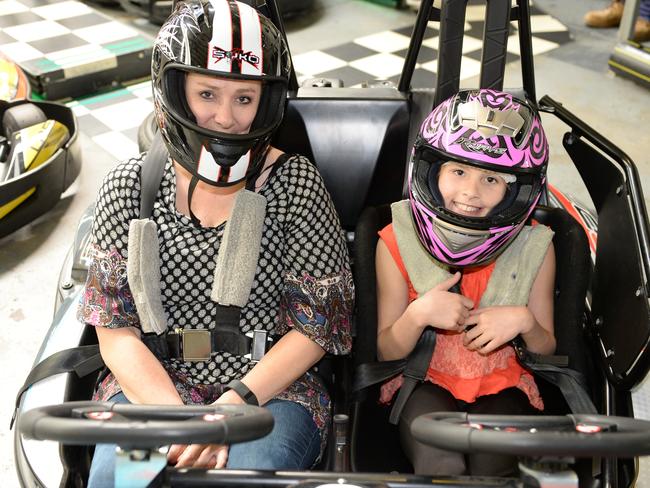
top-left (452, 168), bottom-right (464, 176)
top-left (200, 91), bottom-right (213, 100)
top-left (236, 96), bottom-right (252, 104)
top-left (485, 176), bottom-right (498, 184)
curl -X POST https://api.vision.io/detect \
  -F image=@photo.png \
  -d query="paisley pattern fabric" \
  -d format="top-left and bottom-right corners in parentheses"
top-left (80, 153), bottom-right (353, 457)
top-left (79, 246), bottom-right (139, 328)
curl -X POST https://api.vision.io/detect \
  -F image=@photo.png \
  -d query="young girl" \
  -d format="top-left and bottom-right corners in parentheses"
top-left (376, 89), bottom-right (556, 476)
top-left (79, 1), bottom-right (352, 486)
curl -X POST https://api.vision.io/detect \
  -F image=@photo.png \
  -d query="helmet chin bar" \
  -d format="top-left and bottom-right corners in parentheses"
top-left (197, 145), bottom-right (251, 186)
top-left (433, 218), bottom-right (490, 254)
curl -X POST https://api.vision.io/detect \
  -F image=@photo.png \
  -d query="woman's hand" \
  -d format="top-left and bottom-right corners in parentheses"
top-left (461, 306), bottom-right (535, 354)
top-left (407, 272), bottom-right (474, 331)
top-left (168, 443), bottom-right (229, 469)
top-left (166, 389), bottom-right (245, 469)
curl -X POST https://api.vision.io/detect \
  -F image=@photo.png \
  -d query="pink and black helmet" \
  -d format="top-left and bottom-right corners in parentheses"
top-left (408, 89), bottom-right (549, 267)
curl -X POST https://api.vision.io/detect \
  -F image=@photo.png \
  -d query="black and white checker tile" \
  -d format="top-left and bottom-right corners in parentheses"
top-left (292, 3), bottom-right (571, 88)
top-left (0, 0), bottom-right (151, 99)
top-left (67, 79), bottom-right (153, 161)
top-left (68, 3), bottom-right (571, 163)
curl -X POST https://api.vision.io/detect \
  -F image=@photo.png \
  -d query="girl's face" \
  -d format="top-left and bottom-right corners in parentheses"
top-left (185, 72), bottom-right (262, 134)
top-left (438, 162), bottom-right (508, 217)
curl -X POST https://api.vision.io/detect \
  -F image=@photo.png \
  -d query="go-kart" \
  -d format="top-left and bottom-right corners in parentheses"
top-left (0, 100), bottom-right (82, 239)
top-left (0, 57), bottom-right (82, 239)
top-left (13, 0), bottom-right (650, 487)
top-left (0, 56), bottom-right (31, 102)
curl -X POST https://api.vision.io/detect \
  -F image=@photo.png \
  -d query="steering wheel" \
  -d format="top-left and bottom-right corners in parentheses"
top-left (411, 412), bottom-right (650, 458)
top-left (19, 401), bottom-right (273, 449)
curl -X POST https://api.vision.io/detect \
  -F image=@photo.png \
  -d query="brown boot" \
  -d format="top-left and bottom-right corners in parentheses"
top-left (584, 0), bottom-right (624, 28)
top-left (634, 18), bottom-right (650, 42)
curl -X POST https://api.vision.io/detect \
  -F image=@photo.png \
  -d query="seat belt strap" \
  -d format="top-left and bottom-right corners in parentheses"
top-left (352, 359), bottom-right (407, 394)
top-left (522, 359), bottom-right (597, 414)
top-left (10, 345), bottom-right (103, 429)
top-left (140, 132), bottom-right (167, 219)
top-left (512, 336), bottom-right (596, 414)
top-left (388, 327), bottom-right (437, 424)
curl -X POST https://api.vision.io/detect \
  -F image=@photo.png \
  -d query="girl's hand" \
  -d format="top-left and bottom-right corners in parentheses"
top-left (462, 306), bottom-right (535, 354)
top-left (408, 272), bottom-right (474, 331)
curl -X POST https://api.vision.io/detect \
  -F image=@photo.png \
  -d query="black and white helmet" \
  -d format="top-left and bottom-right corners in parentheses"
top-left (151, 0), bottom-right (291, 187)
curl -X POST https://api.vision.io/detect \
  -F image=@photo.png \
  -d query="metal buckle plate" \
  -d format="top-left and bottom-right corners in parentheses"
top-left (181, 329), bottom-right (211, 362)
top-left (245, 329), bottom-right (269, 362)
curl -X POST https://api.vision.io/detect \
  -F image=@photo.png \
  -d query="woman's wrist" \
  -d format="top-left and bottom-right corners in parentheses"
top-left (223, 379), bottom-right (259, 406)
top-left (216, 388), bottom-right (246, 405)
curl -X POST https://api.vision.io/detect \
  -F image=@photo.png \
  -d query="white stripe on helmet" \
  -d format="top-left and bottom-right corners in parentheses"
top-left (197, 146), bottom-right (251, 184)
top-left (227, 151), bottom-right (251, 182)
top-left (197, 146), bottom-right (221, 181)
top-left (235, 2), bottom-right (263, 76)
top-left (207, 0), bottom-right (233, 72)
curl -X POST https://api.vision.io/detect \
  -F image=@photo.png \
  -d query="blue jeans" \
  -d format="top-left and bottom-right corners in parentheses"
top-left (227, 398), bottom-right (320, 470)
top-left (88, 393), bottom-right (320, 487)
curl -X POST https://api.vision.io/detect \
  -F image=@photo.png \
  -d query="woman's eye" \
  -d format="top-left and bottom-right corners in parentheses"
top-left (200, 91), bottom-right (213, 100)
top-left (236, 96), bottom-right (252, 104)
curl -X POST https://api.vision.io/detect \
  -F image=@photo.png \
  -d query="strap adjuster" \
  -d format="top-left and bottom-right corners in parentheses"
top-left (245, 330), bottom-right (270, 363)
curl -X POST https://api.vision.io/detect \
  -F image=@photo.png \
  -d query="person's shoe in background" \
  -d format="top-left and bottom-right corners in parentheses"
top-left (584, 0), bottom-right (625, 27)
top-left (634, 17), bottom-right (650, 41)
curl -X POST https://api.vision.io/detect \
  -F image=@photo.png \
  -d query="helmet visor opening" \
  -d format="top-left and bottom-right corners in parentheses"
top-left (411, 145), bottom-right (541, 230)
top-left (161, 64), bottom-right (287, 143)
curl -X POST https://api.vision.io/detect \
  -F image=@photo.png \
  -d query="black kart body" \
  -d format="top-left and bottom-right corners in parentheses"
top-left (0, 100), bottom-right (82, 239)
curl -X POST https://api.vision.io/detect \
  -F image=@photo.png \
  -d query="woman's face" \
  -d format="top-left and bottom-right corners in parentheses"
top-left (438, 162), bottom-right (508, 217)
top-left (185, 72), bottom-right (262, 134)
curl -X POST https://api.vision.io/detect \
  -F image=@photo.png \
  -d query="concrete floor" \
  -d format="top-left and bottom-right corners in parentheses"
top-left (1, 0), bottom-right (650, 486)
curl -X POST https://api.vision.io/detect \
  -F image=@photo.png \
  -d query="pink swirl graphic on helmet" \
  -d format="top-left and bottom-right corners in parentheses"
top-left (420, 89), bottom-right (548, 169)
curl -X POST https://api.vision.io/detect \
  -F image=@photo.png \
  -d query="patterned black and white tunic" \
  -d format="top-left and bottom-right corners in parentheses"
top-left (78, 153), bottom-right (354, 455)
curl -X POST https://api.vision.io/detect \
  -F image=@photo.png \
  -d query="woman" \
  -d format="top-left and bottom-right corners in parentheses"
top-left (78, 1), bottom-right (353, 485)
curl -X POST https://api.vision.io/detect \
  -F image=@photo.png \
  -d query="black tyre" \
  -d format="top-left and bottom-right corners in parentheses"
top-left (137, 111), bottom-right (157, 153)
top-left (2, 103), bottom-right (47, 138)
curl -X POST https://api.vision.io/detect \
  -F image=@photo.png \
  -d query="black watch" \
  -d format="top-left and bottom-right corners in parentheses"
top-left (224, 379), bottom-right (259, 406)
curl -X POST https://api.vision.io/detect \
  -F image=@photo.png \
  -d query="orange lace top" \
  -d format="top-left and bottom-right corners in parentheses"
top-left (378, 224), bottom-right (543, 410)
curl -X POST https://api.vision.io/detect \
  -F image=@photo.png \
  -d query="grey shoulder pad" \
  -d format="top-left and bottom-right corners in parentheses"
top-left (127, 219), bottom-right (168, 335)
top-left (211, 189), bottom-right (267, 307)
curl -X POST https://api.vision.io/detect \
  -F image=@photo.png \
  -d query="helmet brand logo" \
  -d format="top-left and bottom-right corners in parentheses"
top-left (456, 137), bottom-right (506, 156)
top-left (457, 100), bottom-right (525, 138)
top-left (212, 46), bottom-right (260, 69)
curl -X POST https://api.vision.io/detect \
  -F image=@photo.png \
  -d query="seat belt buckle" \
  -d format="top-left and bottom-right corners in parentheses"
top-left (180, 329), bottom-right (211, 362)
top-left (246, 330), bottom-right (269, 363)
